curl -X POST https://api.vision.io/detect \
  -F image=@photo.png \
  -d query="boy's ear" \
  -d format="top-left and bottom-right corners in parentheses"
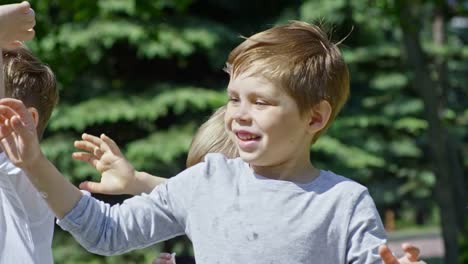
top-left (307, 100), bottom-right (332, 134)
top-left (27, 107), bottom-right (40, 128)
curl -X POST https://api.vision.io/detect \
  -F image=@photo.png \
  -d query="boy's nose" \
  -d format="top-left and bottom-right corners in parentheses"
top-left (232, 103), bottom-right (251, 122)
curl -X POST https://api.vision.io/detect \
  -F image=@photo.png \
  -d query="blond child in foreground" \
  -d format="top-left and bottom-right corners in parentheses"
top-left (74, 107), bottom-right (424, 264)
top-left (0, 21), bottom-right (426, 263)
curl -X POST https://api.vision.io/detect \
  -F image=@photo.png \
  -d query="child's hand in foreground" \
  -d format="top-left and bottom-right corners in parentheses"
top-left (0, 98), bottom-right (42, 168)
top-left (153, 252), bottom-right (176, 264)
top-left (380, 243), bottom-right (427, 264)
top-left (0, 1), bottom-right (35, 49)
top-left (73, 133), bottom-right (136, 195)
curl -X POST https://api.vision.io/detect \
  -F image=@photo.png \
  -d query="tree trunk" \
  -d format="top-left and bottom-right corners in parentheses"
top-left (432, 7), bottom-right (467, 235)
top-left (397, 2), bottom-right (465, 263)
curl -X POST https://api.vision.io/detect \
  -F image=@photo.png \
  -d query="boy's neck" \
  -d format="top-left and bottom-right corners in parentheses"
top-left (249, 154), bottom-right (320, 184)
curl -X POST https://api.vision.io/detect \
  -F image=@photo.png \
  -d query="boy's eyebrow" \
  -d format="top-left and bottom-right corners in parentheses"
top-left (226, 86), bottom-right (236, 94)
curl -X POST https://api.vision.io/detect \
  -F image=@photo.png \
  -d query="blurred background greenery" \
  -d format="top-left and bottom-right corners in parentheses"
top-left (1, 0), bottom-right (467, 263)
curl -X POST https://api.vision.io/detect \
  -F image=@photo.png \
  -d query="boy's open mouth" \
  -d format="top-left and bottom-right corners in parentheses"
top-left (236, 131), bottom-right (261, 141)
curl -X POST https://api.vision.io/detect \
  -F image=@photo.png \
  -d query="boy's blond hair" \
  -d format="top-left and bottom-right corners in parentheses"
top-left (186, 106), bottom-right (238, 167)
top-left (3, 46), bottom-right (58, 138)
top-left (226, 21), bottom-right (349, 142)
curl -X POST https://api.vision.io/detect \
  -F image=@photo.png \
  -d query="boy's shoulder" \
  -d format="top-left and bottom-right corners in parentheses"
top-left (168, 153), bottom-right (243, 185)
top-left (314, 170), bottom-right (369, 197)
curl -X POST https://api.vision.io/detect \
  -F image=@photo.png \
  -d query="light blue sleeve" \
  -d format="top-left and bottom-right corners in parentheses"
top-left (346, 190), bottom-right (387, 264)
top-left (57, 162), bottom-right (206, 256)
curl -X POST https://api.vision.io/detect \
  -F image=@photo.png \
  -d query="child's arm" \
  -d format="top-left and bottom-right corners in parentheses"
top-left (0, 98), bottom-right (81, 219)
top-left (0, 1), bottom-right (35, 50)
top-left (0, 98), bottom-right (191, 255)
top-left (73, 133), bottom-right (167, 195)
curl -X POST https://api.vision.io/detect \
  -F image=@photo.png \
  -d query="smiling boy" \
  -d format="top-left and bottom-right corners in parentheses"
top-left (0, 21), bottom-right (424, 263)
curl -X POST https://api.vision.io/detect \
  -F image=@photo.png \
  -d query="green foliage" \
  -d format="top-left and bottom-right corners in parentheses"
top-left (314, 135), bottom-right (385, 169)
top-left (126, 125), bottom-right (195, 171)
top-left (49, 87), bottom-right (225, 131)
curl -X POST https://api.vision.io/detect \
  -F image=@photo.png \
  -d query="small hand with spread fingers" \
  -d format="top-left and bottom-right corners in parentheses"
top-left (73, 133), bottom-right (136, 195)
top-left (0, 98), bottom-right (41, 168)
top-left (380, 243), bottom-right (427, 264)
top-left (153, 252), bottom-right (176, 264)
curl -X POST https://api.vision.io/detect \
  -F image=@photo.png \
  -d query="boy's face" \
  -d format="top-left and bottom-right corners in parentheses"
top-left (225, 73), bottom-right (313, 169)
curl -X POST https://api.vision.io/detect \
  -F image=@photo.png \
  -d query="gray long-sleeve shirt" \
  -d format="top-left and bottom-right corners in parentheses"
top-left (58, 153), bottom-right (386, 263)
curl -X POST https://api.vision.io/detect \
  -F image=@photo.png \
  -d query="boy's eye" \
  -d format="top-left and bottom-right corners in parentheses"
top-left (228, 97), bottom-right (239, 103)
top-left (255, 100), bottom-right (268, 105)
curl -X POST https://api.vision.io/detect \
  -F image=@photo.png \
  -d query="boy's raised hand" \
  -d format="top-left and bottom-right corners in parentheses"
top-left (0, 1), bottom-right (35, 49)
top-left (0, 98), bottom-right (41, 168)
top-left (73, 133), bottom-right (137, 195)
top-left (153, 252), bottom-right (176, 264)
top-left (380, 243), bottom-right (427, 264)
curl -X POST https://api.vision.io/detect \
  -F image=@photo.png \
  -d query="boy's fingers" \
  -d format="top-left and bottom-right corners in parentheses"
top-left (158, 253), bottom-right (172, 258)
top-left (19, 1), bottom-right (31, 13)
top-left (99, 141), bottom-right (110, 152)
top-left (10, 115), bottom-right (32, 140)
top-left (74, 141), bottom-right (104, 159)
top-left (100, 134), bottom-right (122, 155)
top-left (1, 132), bottom-right (20, 156)
top-left (72, 151), bottom-right (97, 163)
top-left (82, 133), bottom-right (104, 146)
top-left (74, 140), bottom-right (98, 152)
top-left (29, 17), bottom-right (36, 28)
top-left (153, 253), bottom-right (172, 264)
top-left (93, 147), bottom-right (104, 158)
top-left (0, 105), bottom-right (18, 120)
top-left (79, 181), bottom-right (105, 194)
top-left (379, 244), bottom-right (398, 264)
top-left (401, 243), bottom-right (420, 261)
top-left (0, 99), bottom-right (34, 125)
top-left (25, 7), bottom-right (35, 17)
top-left (0, 117), bottom-right (13, 138)
top-left (153, 258), bottom-right (172, 264)
top-left (22, 18), bottom-right (35, 30)
top-left (80, 134), bottom-right (109, 155)
top-left (0, 125), bottom-right (11, 139)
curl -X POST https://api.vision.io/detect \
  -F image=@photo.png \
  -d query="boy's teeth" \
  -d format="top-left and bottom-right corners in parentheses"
top-left (238, 134), bottom-right (258, 140)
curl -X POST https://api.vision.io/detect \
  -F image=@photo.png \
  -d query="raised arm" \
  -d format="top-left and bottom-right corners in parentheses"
top-left (0, 98), bottom-right (191, 255)
top-left (0, 1), bottom-right (35, 98)
top-left (0, 98), bottom-right (81, 218)
top-left (73, 133), bottom-right (167, 195)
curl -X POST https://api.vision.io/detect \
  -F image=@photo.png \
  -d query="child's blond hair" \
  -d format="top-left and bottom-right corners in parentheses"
top-left (226, 21), bottom-right (349, 142)
top-left (186, 106), bottom-right (238, 167)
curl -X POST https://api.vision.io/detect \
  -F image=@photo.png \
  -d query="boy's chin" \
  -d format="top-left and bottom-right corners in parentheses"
top-left (238, 151), bottom-right (267, 166)
top-left (238, 151), bottom-right (258, 163)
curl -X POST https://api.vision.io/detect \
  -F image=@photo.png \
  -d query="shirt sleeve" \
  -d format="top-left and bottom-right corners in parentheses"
top-left (56, 162), bottom-right (207, 256)
top-left (346, 190), bottom-right (387, 264)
